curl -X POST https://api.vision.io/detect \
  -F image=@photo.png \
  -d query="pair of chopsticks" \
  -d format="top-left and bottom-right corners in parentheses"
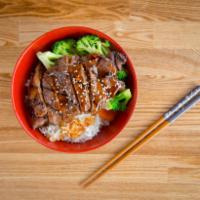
top-left (81, 85), bottom-right (200, 188)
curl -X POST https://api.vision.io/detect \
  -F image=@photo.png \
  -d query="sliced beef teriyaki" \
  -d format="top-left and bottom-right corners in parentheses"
top-left (26, 52), bottom-right (128, 130)
top-left (47, 107), bottom-right (62, 125)
top-left (42, 73), bottom-right (61, 111)
top-left (49, 69), bottom-right (80, 115)
top-left (96, 57), bottom-right (117, 77)
top-left (68, 64), bottom-right (91, 112)
top-left (26, 64), bottom-right (48, 129)
top-left (55, 55), bottom-right (80, 69)
top-left (82, 57), bottom-right (106, 111)
top-left (102, 76), bottom-right (125, 97)
top-left (31, 117), bottom-right (48, 130)
top-left (42, 65), bottom-right (81, 124)
top-left (83, 55), bottom-right (125, 112)
top-left (108, 51), bottom-right (127, 70)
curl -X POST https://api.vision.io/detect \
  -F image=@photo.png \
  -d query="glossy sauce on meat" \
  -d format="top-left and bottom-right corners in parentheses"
top-left (68, 64), bottom-right (91, 112)
top-left (26, 52), bottom-right (127, 129)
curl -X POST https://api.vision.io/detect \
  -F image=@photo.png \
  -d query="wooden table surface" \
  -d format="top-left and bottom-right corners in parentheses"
top-left (0, 0), bottom-right (200, 199)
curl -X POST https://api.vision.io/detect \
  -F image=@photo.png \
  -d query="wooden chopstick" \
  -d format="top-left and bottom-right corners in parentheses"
top-left (80, 116), bottom-right (165, 187)
top-left (81, 86), bottom-right (200, 188)
top-left (82, 120), bottom-right (169, 188)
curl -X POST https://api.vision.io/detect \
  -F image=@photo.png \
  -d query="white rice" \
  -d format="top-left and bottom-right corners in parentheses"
top-left (39, 114), bottom-right (109, 143)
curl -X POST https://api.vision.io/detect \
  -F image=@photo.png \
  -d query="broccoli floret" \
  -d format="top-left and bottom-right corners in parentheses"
top-left (106, 89), bottom-right (132, 111)
top-left (36, 51), bottom-right (62, 69)
top-left (76, 35), bottom-right (110, 56)
top-left (52, 39), bottom-right (76, 55)
top-left (117, 69), bottom-right (128, 80)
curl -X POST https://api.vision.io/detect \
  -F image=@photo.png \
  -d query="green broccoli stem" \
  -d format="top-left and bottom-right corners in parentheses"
top-left (36, 51), bottom-right (62, 69)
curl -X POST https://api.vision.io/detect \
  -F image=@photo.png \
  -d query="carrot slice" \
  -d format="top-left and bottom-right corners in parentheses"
top-left (98, 109), bottom-right (117, 121)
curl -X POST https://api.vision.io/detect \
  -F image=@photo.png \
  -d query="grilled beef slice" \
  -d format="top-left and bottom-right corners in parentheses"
top-left (42, 65), bottom-right (81, 124)
top-left (108, 51), bottom-right (127, 70)
top-left (55, 55), bottom-right (80, 69)
top-left (97, 57), bottom-right (117, 77)
top-left (83, 57), bottom-right (103, 111)
top-left (83, 55), bottom-right (125, 112)
top-left (68, 64), bottom-right (91, 112)
top-left (31, 117), bottom-right (48, 129)
top-left (26, 64), bottom-right (48, 129)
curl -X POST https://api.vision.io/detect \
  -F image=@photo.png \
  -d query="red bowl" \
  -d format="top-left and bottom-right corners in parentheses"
top-left (12, 26), bottom-right (137, 153)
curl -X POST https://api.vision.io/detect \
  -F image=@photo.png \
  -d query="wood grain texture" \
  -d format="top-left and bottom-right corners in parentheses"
top-left (0, 0), bottom-right (200, 199)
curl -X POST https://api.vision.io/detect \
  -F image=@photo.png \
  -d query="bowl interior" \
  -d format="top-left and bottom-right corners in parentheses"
top-left (12, 26), bottom-right (137, 153)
